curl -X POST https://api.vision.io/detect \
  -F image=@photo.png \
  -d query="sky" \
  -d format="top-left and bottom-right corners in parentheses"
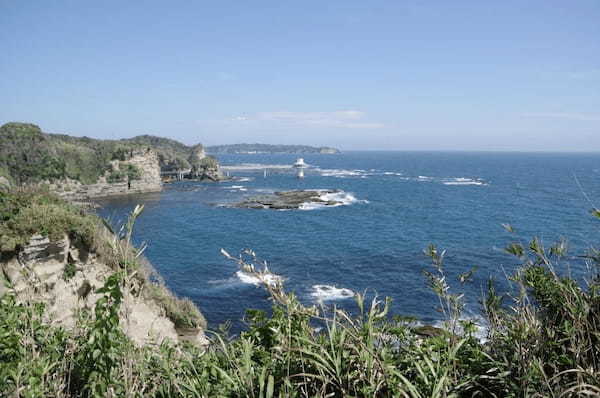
top-left (1, 1), bottom-right (599, 151)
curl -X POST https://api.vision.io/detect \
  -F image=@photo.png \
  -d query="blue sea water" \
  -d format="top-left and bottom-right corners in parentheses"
top-left (97, 151), bottom-right (600, 332)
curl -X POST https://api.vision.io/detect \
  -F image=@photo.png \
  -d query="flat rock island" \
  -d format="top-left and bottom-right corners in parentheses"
top-left (231, 189), bottom-right (343, 210)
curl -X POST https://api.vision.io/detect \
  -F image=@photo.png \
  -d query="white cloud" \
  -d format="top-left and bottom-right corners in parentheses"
top-left (522, 112), bottom-right (600, 122)
top-left (231, 110), bottom-right (385, 129)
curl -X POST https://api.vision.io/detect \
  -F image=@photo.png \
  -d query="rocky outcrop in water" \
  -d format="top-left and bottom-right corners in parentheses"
top-left (232, 190), bottom-right (343, 210)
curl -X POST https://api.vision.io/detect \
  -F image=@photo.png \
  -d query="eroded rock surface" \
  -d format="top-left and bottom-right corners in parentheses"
top-left (52, 149), bottom-right (162, 202)
top-left (1, 234), bottom-right (206, 346)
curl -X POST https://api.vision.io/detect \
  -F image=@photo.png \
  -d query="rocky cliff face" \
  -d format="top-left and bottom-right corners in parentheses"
top-left (0, 233), bottom-right (207, 346)
top-left (52, 149), bottom-right (162, 202)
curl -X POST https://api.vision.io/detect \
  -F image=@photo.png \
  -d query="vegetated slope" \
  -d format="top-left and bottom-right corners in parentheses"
top-left (0, 122), bottom-right (219, 186)
top-left (207, 143), bottom-right (340, 154)
top-left (0, 187), bottom-right (206, 338)
top-left (0, 123), bottom-right (137, 185)
top-left (122, 135), bottom-right (219, 176)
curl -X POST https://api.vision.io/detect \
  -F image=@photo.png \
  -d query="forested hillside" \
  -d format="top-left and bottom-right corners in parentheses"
top-left (0, 123), bottom-right (218, 185)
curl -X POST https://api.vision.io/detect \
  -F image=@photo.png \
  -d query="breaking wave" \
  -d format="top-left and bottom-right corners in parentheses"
top-left (399, 175), bottom-right (488, 186)
top-left (299, 190), bottom-right (369, 211)
top-left (317, 168), bottom-right (372, 178)
top-left (236, 270), bottom-right (283, 287)
top-left (225, 185), bottom-right (248, 191)
top-left (442, 177), bottom-right (487, 186)
top-left (310, 284), bottom-right (355, 301)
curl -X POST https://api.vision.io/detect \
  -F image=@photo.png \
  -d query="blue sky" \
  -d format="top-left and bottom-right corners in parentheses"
top-left (1, 1), bottom-right (599, 150)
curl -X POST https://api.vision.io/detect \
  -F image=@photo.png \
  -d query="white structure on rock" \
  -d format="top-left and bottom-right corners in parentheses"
top-left (293, 158), bottom-right (308, 178)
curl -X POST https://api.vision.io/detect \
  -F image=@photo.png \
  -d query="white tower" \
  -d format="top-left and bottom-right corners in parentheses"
top-left (293, 158), bottom-right (308, 179)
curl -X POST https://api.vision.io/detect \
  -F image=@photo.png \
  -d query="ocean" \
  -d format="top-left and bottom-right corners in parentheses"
top-left (96, 151), bottom-right (600, 332)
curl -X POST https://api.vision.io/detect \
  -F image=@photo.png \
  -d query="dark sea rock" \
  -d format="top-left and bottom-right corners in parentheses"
top-left (232, 190), bottom-right (341, 210)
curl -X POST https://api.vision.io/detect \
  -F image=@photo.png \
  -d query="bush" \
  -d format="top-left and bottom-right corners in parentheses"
top-left (0, 189), bottom-right (99, 252)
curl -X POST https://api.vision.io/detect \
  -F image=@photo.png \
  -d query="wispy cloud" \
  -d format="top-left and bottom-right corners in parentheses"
top-left (522, 112), bottom-right (600, 122)
top-left (231, 110), bottom-right (385, 129)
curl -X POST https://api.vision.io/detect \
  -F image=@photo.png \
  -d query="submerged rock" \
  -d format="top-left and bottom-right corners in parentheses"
top-left (232, 189), bottom-right (342, 210)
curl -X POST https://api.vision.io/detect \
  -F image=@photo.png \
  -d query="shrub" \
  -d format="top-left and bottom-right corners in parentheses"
top-left (0, 188), bottom-right (99, 252)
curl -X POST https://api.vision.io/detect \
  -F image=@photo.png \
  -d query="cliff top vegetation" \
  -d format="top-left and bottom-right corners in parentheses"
top-left (0, 122), bottom-right (216, 185)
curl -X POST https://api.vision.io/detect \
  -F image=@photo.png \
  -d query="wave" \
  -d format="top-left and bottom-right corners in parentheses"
top-left (236, 270), bottom-right (283, 287)
top-left (225, 185), bottom-right (249, 191)
top-left (442, 177), bottom-right (487, 186)
top-left (399, 175), bottom-right (488, 186)
top-left (317, 168), bottom-right (372, 178)
top-left (299, 190), bottom-right (369, 210)
top-left (310, 284), bottom-right (355, 301)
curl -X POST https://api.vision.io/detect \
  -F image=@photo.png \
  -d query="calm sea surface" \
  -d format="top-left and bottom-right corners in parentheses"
top-left (97, 151), bottom-right (600, 331)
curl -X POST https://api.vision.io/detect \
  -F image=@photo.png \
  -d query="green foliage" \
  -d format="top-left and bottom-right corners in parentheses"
top-left (1, 123), bottom-right (220, 185)
top-left (0, 122), bottom-right (143, 185)
top-left (144, 283), bottom-right (207, 329)
top-left (0, 189), bottom-right (99, 252)
top-left (106, 163), bottom-right (142, 183)
top-left (124, 134), bottom-right (197, 171)
top-left (72, 272), bottom-right (128, 396)
top-left (63, 260), bottom-right (77, 281)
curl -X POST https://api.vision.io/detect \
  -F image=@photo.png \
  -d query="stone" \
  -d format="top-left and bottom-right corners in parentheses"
top-left (77, 280), bottom-right (92, 299)
top-left (0, 176), bottom-right (10, 191)
top-left (232, 190), bottom-right (343, 210)
top-left (413, 325), bottom-right (446, 338)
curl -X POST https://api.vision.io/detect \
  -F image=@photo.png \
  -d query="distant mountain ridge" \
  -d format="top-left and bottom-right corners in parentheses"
top-left (207, 143), bottom-right (340, 154)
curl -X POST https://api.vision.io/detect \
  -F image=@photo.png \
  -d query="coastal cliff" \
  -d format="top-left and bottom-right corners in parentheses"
top-left (0, 189), bottom-right (207, 346)
top-left (52, 148), bottom-right (163, 202)
top-left (0, 122), bottom-right (225, 200)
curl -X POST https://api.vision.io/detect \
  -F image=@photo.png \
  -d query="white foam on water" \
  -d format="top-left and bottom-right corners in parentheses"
top-left (298, 201), bottom-right (327, 211)
top-left (236, 270), bottom-right (283, 287)
top-left (405, 175), bottom-right (487, 186)
top-left (310, 284), bottom-right (355, 301)
top-left (442, 177), bottom-right (487, 186)
top-left (299, 190), bottom-right (368, 210)
top-left (230, 185), bottom-right (245, 189)
top-left (318, 168), bottom-right (372, 178)
top-left (236, 177), bottom-right (253, 182)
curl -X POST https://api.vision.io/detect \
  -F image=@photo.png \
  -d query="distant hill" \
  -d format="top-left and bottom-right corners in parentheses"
top-left (0, 123), bottom-right (217, 186)
top-left (206, 143), bottom-right (340, 154)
